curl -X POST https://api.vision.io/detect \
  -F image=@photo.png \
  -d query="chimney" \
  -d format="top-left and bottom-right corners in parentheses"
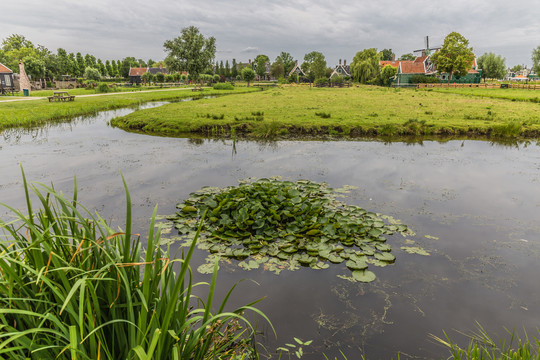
top-left (392, 54), bottom-right (395, 61)
top-left (344, 59), bottom-right (347, 66)
top-left (159, 63), bottom-right (162, 69)
top-left (18, 61), bottom-right (32, 93)
top-left (339, 59), bottom-right (342, 65)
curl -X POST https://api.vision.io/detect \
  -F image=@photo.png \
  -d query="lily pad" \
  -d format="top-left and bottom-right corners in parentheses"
top-left (401, 246), bottom-right (430, 256)
top-left (352, 270), bottom-right (377, 283)
top-left (169, 178), bottom-right (412, 279)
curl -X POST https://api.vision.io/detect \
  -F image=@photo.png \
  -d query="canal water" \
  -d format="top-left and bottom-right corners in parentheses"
top-left (1, 103), bottom-right (539, 359)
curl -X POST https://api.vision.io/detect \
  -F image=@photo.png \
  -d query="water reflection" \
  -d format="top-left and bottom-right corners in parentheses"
top-left (0, 104), bottom-right (539, 359)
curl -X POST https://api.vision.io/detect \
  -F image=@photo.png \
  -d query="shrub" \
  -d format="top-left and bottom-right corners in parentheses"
top-left (84, 66), bottom-right (101, 81)
top-left (165, 74), bottom-right (174, 82)
top-left (155, 72), bottom-right (165, 83)
top-left (97, 82), bottom-right (110, 93)
top-left (213, 74), bottom-right (220, 83)
top-left (331, 76), bottom-right (344, 85)
top-left (410, 75), bottom-right (440, 84)
top-left (213, 82), bottom-right (235, 90)
top-left (0, 172), bottom-right (271, 359)
top-left (315, 78), bottom-right (328, 86)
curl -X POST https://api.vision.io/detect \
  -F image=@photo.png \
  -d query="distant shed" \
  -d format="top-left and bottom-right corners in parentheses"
top-left (0, 62), bottom-right (15, 94)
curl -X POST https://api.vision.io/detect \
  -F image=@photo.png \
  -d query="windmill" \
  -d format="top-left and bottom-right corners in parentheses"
top-left (414, 36), bottom-right (441, 57)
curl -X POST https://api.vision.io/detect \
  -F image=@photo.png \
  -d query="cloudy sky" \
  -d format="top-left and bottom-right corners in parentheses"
top-left (2, 0), bottom-right (539, 67)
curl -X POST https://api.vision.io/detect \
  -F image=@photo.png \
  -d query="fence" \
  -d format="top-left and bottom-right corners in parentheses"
top-left (417, 83), bottom-right (540, 90)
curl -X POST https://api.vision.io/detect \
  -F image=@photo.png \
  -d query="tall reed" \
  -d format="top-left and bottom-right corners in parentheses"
top-left (0, 169), bottom-right (271, 359)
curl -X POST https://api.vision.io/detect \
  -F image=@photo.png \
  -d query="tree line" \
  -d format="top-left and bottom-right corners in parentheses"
top-left (3, 30), bottom-right (539, 85)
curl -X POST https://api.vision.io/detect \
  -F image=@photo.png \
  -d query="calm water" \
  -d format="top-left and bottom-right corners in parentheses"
top-left (1, 103), bottom-right (539, 359)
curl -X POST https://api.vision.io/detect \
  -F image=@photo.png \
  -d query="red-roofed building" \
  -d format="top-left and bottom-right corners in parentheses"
top-left (380, 53), bottom-right (481, 85)
top-left (0, 62), bottom-right (15, 94)
top-left (129, 66), bottom-right (169, 84)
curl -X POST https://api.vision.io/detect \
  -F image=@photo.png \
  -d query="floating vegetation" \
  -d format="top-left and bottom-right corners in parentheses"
top-left (168, 178), bottom-right (414, 282)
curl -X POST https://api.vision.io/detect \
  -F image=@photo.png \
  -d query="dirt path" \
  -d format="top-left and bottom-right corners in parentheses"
top-left (0, 87), bottom-right (203, 103)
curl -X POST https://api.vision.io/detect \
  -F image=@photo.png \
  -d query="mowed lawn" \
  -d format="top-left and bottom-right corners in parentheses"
top-left (111, 85), bottom-right (540, 138)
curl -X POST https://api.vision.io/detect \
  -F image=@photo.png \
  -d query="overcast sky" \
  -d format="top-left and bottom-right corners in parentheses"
top-left (2, 0), bottom-right (539, 68)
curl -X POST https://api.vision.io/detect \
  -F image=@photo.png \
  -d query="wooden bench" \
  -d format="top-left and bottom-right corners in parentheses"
top-left (191, 86), bottom-right (203, 92)
top-left (48, 91), bottom-right (75, 102)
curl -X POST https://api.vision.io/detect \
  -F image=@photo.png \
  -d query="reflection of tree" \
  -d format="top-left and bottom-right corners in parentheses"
top-left (188, 137), bottom-right (205, 146)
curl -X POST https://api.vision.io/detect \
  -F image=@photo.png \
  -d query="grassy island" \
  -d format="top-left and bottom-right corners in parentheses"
top-left (110, 86), bottom-right (540, 139)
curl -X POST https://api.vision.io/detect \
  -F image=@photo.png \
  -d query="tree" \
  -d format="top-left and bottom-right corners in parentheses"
top-left (1, 34), bottom-right (33, 52)
top-left (399, 53), bottom-right (416, 61)
top-left (376, 64), bottom-right (397, 86)
top-left (381, 49), bottom-right (394, 61)
top-left (350, 48), bottom-right (380, 83)
top-left (56, 48), bottom-right (70, 75)
top-left (164, 26), bottom-right (216, 82)
top-left (225, 60), bottom-right (231, 78)
top-left (254, 54), bottom-right (269, 79)
top-left (84, 66), bottom-right (101, 81)
top-left (532, 46), bottom-right (540, 75)
top-left (231, 59), bottom-right (238, 78)
top-left (76, 53), bottom-right (85, 75)
top-left (22, 56), bottom-right (46, 80)
top-left (477, 52), bottom-right (506, 81)
top-left (270, 62), bottom-right (284, 79)
top-left (105, 60), bottom-right (113, 77)
top-left (302, 51), bottom-right (327, 81)
top-left (274, 52), bottom-right (295, 76)
top-left (155, 72), bottom-right (165, 83)
top-left (430, 32), bottom-right (474, 83)
top-left (241, 66), bottom-right (255, 86)
top-left (511, 64), bottom-right (523, 73)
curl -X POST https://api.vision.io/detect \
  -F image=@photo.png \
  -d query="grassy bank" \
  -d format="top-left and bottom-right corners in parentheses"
top-left (422, 87), bottom-right (540, 103)
top-left (110, 86), bottom-right (540, 139)
top-left (0, 87), bottom-right (259, 133)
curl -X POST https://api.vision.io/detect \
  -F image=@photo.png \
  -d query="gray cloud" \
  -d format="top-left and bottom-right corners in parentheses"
top-left (1, 0), bottom-right (539, 67)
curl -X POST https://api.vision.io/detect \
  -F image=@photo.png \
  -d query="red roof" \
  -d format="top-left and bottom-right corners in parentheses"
top-left (129, 67), bottom-right (148, 76)
top-left (380, 61), bottom-right (401, 68)
top-left (414, 56), bottom-right (427, 63)
top-left (400, 61), bottom-right (425, 74)
top-left (0, 62), bottom-right (13, 73)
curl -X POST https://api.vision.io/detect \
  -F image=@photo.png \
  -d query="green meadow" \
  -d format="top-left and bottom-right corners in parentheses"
top-left (110, 85), bottom-right (540, 139)
top-left (0, 87), bottom-right (258, 132)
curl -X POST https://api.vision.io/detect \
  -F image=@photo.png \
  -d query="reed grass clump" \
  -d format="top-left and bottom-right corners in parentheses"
top-left (432, 323), bottom-right (540, 360)
top-left (0, 170), bottom-right (270, 359)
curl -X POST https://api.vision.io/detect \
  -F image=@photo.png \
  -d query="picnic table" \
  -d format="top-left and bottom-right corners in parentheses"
top-left (48, 91), bottom-right (75, 102)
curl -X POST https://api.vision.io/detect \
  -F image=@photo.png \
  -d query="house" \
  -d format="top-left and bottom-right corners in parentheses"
top-left (129, 67), bottom-right (147, 84)
top-left (288, 61), bottom-right (306, 78)
top-left (330, 59), bottom-right (350, 78)
top-left (129, 66), bottom-right (168, 84)
top-left (381, 53), bottom-right (481, 85)
top-left (0, 62), bottom-right (15, 94)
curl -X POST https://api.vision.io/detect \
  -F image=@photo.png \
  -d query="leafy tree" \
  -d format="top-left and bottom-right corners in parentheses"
top-left (302, 51), bottom-right (327, 81)
top-left (350, 48), bottom-right (380, 83)
top-left (511, 64), bottom-right (523, 73)
top-left (399, 53), bottom-right (416, 61)
top-left (254, 54), bottom-right (269, 79)
top-left (56, 48), bottom-right (70, 75)
top-left (84, 66), bottom-right (101, 81)
top-left (0, 34), bottom-right (38, 72)
top-left (376, 64), bottom-right (397, 86)
top-left (1, 34), bottom-right (33, 52)
top-left (270, 62), bottom-right (284, 79)
top-left (68, 53), bottom-right (79, 76)
top-left (22, 56), bottom-right (46, 79)
top-left (97, 59), bottom-right (107, 77)
top-left (105, 60), bottom-right (113, 77)
top-left (155, 72), bottom-right (165, 82)
top-left (148, 59), bottom-right (155, 67)
top-left (219, 60), bottom-right (224, 76)
top-left (231, 59), bottom-right (238, 78)
top-left (430, 32), bottom-right (474, 83)
top-left (119, 57), bottom-right (137, 78)
top-left (381, 48), bottom-right (394, 61)
top-left (274, 52), bottom-right (295, 76)
top-left (225, 60), bottom-right (231, 78)
top-left (477, 52), bottom-right (506, 81)
top-left (241, 66), bottom-right (255, 86)
top-left (532, 46), bottom-right (540, 75)
top-left (76, 53), bottom-right (85, 75)
top-left (164, 26), bottom-right (216, 82)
